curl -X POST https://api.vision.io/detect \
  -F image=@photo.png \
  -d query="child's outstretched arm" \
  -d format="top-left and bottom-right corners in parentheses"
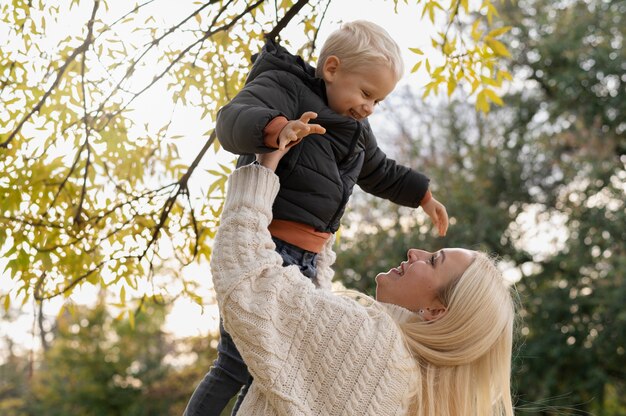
top-left (420, 196), bottom-right (449, 237)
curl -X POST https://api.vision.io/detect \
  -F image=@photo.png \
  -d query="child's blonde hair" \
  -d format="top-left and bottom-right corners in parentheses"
top-left (315, 20), bottom-right (404, 81)
top-left (401, 252), bottom-right (516, 416)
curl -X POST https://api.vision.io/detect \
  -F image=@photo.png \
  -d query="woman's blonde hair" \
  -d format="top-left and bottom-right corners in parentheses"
top-left (401, 252), bottom-right (516, 416)
top-left (315, 20), bottom-right (404, 81)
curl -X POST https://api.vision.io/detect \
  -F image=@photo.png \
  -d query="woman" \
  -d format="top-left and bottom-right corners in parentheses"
top-left (209, 149), bottom-right (516, 415)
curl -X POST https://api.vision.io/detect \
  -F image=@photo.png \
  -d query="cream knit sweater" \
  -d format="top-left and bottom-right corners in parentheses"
top-left (212, 164), bottom-right (419, 415)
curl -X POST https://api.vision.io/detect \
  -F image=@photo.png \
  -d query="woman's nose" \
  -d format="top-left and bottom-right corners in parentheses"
top-left (407, 248), bottom-right (430, 262)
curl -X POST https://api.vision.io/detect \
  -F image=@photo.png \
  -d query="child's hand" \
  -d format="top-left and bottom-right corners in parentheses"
top-left (277, 111), bottom-right (326, 151)
top-left (421, 197), bottom-right (449, 237)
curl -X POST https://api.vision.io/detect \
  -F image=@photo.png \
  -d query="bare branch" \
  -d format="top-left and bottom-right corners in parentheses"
top-left (309, 0), bottom-right (332, 56)
top-left (266, 0), bottom-right (311, 41)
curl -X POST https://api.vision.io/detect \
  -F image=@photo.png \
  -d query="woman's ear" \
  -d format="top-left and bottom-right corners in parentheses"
top-left (423, 305), bottom-right (447, 322)
top-left (322, 55), bottom-right (340, 82)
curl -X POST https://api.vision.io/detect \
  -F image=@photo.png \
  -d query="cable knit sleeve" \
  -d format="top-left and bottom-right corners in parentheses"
top-left (312, 235), bottom-right (336, 291)
top-left (211, 164), bottom-right (418, 415)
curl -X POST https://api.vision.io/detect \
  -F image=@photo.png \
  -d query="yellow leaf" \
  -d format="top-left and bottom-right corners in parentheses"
top-left (461, 0), bottom-right (469, 12)
top-left (120, 285), bottom-right (126, 304)
top-left (422, 82), bottom-right (435, 99)
top-left (488, 26), bottom-right (512, 38)
top-left (409, 47), bottom-right (424, 55)
top-left (443, 40), bottom-right (455, 55)
top-left (411, 61), bottom-right (423, 73)
top-left (471, 20), bottom-right (483, 42)
top-left (485, 38), bottom-right (510, 57)
top-left (476, 90), bottom-right (489, 113)
top-left (447, 79), bottom-right (457, 97)
top-left (3, 295), bottom-right (10, 313)
top-left (480, 75), bottom-right (499, 87)
top-left (484, 88), bottom-right (504, 106)
top-left (471, 79), bottom-right (481, 94)
top-left (425, 59), bottom-right (431, 74)
top-left (497, 69), bottom-right (513, 81)
top-left (487, 4), bottom-right (500, 25)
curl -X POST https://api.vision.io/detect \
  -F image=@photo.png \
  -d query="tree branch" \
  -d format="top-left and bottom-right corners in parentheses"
top-left (0, 0), bottom-right (100, 149)
top-left (100, 0), bottom-right (264, 130)
top-left (265, 0), bottom-right (311, 41)
top-left (140, 130), bottom-right (216, 261)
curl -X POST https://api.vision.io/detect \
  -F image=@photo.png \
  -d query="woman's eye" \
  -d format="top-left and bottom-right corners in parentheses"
top-left (430, 255), bottom-right (436, 266)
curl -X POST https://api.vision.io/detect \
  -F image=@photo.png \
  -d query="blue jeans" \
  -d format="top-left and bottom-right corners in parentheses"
top-left (184, 237), bottom-right (318, 416)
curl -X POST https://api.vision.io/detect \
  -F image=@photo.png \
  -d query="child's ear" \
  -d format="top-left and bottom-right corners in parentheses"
top-left (322, 55), bottom-right (340, 81)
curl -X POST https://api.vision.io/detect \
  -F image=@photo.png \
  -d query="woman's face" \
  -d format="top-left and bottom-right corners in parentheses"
top-left (375, 248), bottom-right (475, 319)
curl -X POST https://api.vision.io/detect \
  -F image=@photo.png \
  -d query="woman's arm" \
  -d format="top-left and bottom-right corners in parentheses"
top-left (212, 163), bottom-right (417, 413)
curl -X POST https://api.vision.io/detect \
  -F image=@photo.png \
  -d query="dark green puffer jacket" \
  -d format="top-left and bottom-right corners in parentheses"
top-left (216, 40), bottom-right (430, 233)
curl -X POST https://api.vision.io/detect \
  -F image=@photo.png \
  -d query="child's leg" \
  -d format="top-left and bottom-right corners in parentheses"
top-left (272, 236), bottom-right (318, 279)
top-left (183, 321), bottom-right (249, 416)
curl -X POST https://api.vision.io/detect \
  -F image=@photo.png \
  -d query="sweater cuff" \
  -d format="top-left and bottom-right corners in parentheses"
top-left (420, 189), bottom-right (432, 206)
top-left (263, 116), bottom-right (289, 148)
top-left (224, 164), bottom-right (280, 216)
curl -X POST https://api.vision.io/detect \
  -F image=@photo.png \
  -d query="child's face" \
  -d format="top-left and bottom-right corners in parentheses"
top-left (322, 56), bottom-right (397, 121)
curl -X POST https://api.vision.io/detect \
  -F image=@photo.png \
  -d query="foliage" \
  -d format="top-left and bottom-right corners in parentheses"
top-left (403, 0), bottom-right (514, 112)
top-left (499, 0), bottom-right (626, 413)
top-left (0, 300), bottom-right (221, 415)
top-left (0, 0), bottom-right (512, 314)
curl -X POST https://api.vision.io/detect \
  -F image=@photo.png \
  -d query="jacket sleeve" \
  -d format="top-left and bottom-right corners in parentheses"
top-left (216, 71), bottom-right (300, 155)
top-left (210, 165), bottom-right (404, 403)
top-left (357, 120), bottom-right (431, 208)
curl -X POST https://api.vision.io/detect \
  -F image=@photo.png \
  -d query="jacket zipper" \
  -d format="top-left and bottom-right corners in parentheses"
top-left (327, 121), bottom-right (362, 230)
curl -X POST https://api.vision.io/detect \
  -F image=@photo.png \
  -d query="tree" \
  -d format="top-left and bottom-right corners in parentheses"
top-left (499, 0), bottom-right (625, 413)
top-left (0, 339), bottom-right (32, 416)
top-left (1, 0), bottom-right (513, 313)
top-left (0, 296), bottom-right (222, 415)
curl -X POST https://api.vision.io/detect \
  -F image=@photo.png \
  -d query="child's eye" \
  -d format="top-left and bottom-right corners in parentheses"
top-left (362, 90), bottom-right (370, 98)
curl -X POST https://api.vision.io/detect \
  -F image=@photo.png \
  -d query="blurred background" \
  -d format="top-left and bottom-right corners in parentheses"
top-left (1, 0), bottom-right (624, 414)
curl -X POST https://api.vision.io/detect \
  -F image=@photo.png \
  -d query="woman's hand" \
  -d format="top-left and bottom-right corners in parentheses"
top-left (256, 147), bottom-right (289, 172)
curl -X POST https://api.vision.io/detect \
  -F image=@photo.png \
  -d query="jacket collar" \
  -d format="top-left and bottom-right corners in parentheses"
top-left (248, 39), bottom-right (328, 102)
